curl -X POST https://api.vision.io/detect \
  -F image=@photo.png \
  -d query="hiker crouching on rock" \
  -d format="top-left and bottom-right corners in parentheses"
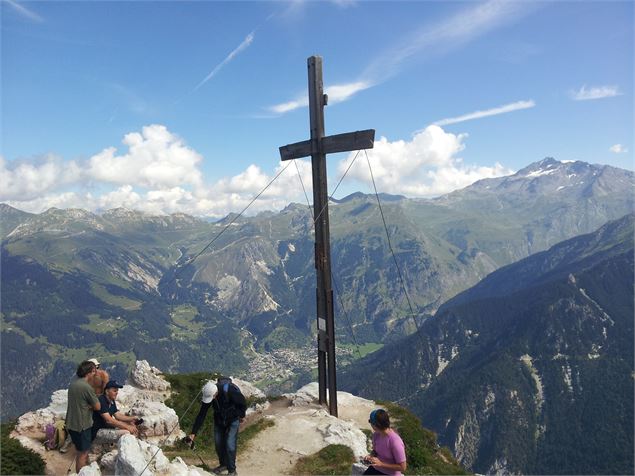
top-left (188, 377), bottom-right (246, 476)
top-left (363, 409), bottom-right (407, 476)
top-left (66, 360), bottom-right (101, 473)
top-left (92, 380), bottom-right (142, 441)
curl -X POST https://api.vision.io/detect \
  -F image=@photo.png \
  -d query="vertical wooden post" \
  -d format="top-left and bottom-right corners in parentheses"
top-left (308, 56), bottom-right (337, 414)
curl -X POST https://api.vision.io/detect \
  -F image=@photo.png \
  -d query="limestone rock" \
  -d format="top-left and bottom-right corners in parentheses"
top-left (129, 361), bottom-right (170, 392)
top-left (314, 410), bottom-right (368, 459)
top-left (99, 449), bottom-right (118, 474)
top-left (231, 378), bottom-right (266, 399)
top-left (164, 456), bottom-right (214, 476)
top-left (13, 389), bottom-right (68, 436)
top-left (78, 461), bottom-right (101, 476)
top-left (115, 434), bottom-right (170, 476)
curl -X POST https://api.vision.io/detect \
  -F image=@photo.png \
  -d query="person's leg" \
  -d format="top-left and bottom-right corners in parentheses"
top-left (76, 450), bottom-right (90, 472)
top-left (69, 429), bottom-right (92, 472)
top-left (225, 419), bottom-right (240, 473)
top-left (214, 423), bottom-right (228, 469)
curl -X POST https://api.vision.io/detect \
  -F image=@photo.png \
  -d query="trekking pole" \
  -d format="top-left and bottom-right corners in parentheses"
top-left (66, 454), bottom-right (76, 474)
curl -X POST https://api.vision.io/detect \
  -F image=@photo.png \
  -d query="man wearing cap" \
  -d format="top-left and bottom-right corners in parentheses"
top-left (66, 360), bottom-right (101, 473)
top-left (86, 358), bottom-right (110, 396)
top-left (92, 380), bottom-right (141, 441)
top-left (188, 377), bottom-right (246, 476)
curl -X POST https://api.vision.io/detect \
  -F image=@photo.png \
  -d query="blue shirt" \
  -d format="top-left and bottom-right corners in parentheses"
top-left (92, 394), bottom-right (118, 431)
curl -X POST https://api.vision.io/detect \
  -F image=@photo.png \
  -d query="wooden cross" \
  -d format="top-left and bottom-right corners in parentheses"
top-left (279, 56), bottom-right (375, 417)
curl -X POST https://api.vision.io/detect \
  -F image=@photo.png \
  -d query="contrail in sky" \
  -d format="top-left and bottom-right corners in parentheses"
top-left (6, 0), bottom-right (44, 22)
top-left (193, 31), bottom-right (255, 92)
top-left (433, 100), bottom-right (535, 126)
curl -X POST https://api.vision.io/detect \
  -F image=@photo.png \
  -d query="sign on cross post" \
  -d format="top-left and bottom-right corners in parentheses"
top-left (279, 56), bottom-right (375, 417)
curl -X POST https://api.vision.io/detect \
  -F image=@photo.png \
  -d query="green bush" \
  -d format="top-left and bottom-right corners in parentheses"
top-left (1, 421), bottom-right (46, 475)
top-left (293, 444), bottom-right (355, 475)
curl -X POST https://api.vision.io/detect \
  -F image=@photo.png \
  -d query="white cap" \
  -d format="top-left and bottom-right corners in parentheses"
top-left (88, 358), bottom-right (100, 366)
top-left (201, 381), bottom-right (217, 403)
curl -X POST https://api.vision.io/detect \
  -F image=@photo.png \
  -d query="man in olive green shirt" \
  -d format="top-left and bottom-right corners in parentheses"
top-left (66, 360), bottom-right (101, 472)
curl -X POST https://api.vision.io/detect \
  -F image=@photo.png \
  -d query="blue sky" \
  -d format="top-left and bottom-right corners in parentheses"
top-left (1, 0), bottom-right (633, 217)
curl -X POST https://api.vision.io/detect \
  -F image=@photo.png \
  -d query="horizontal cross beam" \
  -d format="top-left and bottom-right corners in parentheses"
top-left (279, 129), bottom-right (375, 161)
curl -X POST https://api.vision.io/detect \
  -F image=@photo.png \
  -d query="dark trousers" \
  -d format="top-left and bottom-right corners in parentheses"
top-left (363, 466), bottom-right (387, 475)
top-left (214, 419), bottom-right (240, 472)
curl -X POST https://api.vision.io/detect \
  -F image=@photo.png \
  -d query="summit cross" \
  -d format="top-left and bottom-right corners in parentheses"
top-left (279, 55), bottom-right (375, 417)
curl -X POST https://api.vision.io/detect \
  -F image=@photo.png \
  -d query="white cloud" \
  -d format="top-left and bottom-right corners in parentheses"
top-left (269, 96), bottom-right (309, 114)
top-left (0, 155), bottom-right (82, 200)
top-left (609, 144), bottom-right (628, 154)
top-left (269, 0), bottom-right (533, 114)
top-left (1, 124), bottom-right (511, 217)
top-left (570, 85), bottom-right (621, 101)
top-left (87, 124), bottom-right (203, 189)
top-left (433, 100), bottom-right (535, 126)
top-left (193, 31), bottom-right (255, 91)
top-left (268, 80), bottom-right (371, 114)
top-left (337, 125), bottom-right (512, 196)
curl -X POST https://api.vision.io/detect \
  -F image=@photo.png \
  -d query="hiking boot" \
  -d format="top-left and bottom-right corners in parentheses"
top-left (211, 465), bottom-right (227, 475)
top-left (58, 437), bottom-right (72, 453)
top-left (227, 472), bottom-right (237, 476)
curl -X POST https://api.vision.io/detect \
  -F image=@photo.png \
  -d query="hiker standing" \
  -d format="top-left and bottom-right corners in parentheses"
top-left (66, 360), bottom-right (101, 473)
top-left (188, 377), bottom-right (247, 475)
top-left (363, 409), bottom-right (407, 476)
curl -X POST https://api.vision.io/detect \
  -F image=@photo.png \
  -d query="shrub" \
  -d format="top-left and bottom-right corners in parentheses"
top-left (1, 421), bottom-right (46, 475)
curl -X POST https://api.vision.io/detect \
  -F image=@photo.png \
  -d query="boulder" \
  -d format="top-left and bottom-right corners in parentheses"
top-left (78, 461), bottom-right (101, 476)
top-left (129, 361), bottom-right (170, 392)
top-left (115, 434), bottom-right (170, 476)
top-left (99, 449), bottom-right (118, 473)
top-left (230, 378), bottom-right (266, 399)
top-left (13, 389), bottom-right (68, 436)
top-left (114, 435), bottom-right (210, 476)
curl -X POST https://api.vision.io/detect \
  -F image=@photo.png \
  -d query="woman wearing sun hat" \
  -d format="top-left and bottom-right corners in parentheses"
top-left (363, 409), bottom-right (407, 475)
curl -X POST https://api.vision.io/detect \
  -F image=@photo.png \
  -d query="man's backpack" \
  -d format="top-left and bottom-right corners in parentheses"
top-left (213, 378), bottom-right (245, 426)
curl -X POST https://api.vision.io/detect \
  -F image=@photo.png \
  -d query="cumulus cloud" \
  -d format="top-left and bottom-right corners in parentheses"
top-left (609, 144), bottom-right (628, 154)
top-left (570, 85), bottom-right (621, 101)
top-left (2, 123), bottom-right (511, 217)
top-left (1, 124), bottom-right (314, 218)
top-left (0, 155), bottom-right (82, 200)
top-left (87, 124), bottom-right (203, 189)
top-left (337, 125), bottom-right (512, 196)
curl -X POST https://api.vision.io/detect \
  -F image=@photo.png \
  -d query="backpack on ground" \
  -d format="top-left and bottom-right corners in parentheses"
top-left (44, 423), bottom-right (56, 450)
top-left (54, 420), bottom-right (67, 451)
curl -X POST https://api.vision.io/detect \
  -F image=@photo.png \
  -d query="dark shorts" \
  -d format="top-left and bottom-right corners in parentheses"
top-left (68, 428), bottom-right (93, 452)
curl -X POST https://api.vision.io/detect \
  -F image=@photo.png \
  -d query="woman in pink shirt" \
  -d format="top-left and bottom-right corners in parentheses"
top-left (363, 409), bottom-right (407, 475)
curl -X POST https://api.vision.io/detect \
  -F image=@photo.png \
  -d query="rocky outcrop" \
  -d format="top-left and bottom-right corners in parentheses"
top-left (129, 361), bottom-right (170, 392)
top-left (9, 361), bottom-right (385, 476)
top-left (11, 360), bottom-right (184, 474)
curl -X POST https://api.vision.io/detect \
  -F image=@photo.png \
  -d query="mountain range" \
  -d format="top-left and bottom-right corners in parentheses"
top-left (1, 157), bottom-right (633, 473)
top-left (341, 214), bottom-right (634, 474)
